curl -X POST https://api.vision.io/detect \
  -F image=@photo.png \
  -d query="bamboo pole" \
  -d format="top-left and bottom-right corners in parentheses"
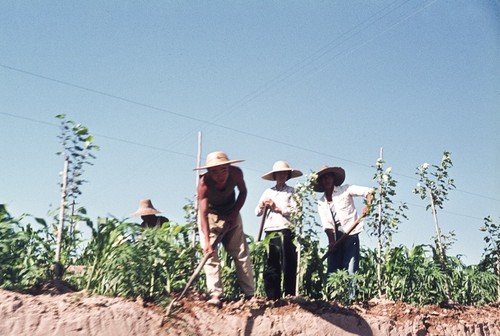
top-left (377, 147), bottom-right (383, 298)
top-left (54, 155), bottom-right (69, 279)
top-left (429, 188), bottom-right (452, 301)
top-left (192, 131), bottom-right (202, 247)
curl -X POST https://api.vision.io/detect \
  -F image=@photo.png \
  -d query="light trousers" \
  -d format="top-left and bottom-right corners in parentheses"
top-left (199, 213), bottom-right (255, 298)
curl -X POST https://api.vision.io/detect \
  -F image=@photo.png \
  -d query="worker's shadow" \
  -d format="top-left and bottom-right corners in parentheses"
top-left (243, 297), bottom-right (373, 336)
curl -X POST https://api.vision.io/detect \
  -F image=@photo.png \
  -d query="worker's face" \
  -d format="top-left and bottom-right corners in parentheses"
top-left (208, 165), bottom-right (230, 186)
top-left (274, 171), bottom-right (289, 184)
top-left (320, 173), bottom-right (335, 189)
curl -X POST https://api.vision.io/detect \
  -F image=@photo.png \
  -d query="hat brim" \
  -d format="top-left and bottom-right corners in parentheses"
top-left (313, 167), bottom-right (345, 192)
top-left (194, 159), bottom-right (244, 170)
top-left (130, 209), bottom-right (162, 217)
top-left (261, 169), bottom-right (303, 181)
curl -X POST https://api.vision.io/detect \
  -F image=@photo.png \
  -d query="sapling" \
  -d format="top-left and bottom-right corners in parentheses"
top-left (54, 114), bottom-right (99, 278)
top-left (366, 148), bottom-right (407, 297)
top-left (413, 150), bottom-right (455, 301)
top-left (480, 216), bottom-right (500, 302)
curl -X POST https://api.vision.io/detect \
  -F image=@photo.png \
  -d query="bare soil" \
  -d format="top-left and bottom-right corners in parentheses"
top-left (1, 283), bottom-right (499, 336)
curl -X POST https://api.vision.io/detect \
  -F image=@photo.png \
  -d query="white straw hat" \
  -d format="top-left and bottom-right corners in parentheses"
top-left (313, 165), bottom-right (346, 192)
top-left (194, 151), bottom-right (244, 170)
top-left (261, 161), bottom-right (303, 181)
top-left (130, 199), bottom-right (162, 217)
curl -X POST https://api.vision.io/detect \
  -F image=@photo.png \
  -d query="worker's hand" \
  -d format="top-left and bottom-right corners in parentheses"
top-left (203, 244), bottom-right (214, 256)
top-left (263, 200), bottom-right (281, 213)
top-left (361, 206), bottom-right (369, 217)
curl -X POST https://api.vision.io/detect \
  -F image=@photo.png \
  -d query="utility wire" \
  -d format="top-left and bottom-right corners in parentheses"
top-left (1, 0), bottom-right (497, 203)
top-left (2, 111), bottom-right (499, 204)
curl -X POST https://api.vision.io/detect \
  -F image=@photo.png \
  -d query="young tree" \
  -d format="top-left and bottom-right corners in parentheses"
top-left (480, 216), bottom-right (500, 302)
top-left (366, 149), bottom-right (408, 297)
top-left (53, 114), bottom-right (99, 278)
top-left (291, 172), bottom-right (323, 298)
top-left (413, 150), bottom-right (455, 301)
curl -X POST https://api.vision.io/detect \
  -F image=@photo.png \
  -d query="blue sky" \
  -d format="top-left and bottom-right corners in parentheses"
top-left (1, 1), bottom-right (498, 265)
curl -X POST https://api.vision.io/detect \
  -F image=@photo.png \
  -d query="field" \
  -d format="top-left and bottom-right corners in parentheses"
top-left (1, 283), bottom-right (499, 336)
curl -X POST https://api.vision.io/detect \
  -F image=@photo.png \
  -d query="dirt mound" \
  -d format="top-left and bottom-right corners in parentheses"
top-left (1, 289), bottom-right (499, 336)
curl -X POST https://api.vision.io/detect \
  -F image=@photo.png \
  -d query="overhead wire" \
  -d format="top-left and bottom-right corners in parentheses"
top-left (1, 0), bottom-right (498, 204)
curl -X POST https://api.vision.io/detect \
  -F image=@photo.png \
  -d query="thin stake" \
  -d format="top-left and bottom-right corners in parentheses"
top-left (54, 155), bottom-right (69, 279)
top-left (377, 147), bottom-right (383, 298)
top-left (192, 131), bottom-right (202, 247)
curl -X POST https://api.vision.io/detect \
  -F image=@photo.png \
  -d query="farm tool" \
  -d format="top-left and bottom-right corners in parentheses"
top-left (321, 215), bottom-right (365, 261)
top-left (163, 224), bottom-right (229, 318)
top-left (257, 205), bottom-right (270, 242)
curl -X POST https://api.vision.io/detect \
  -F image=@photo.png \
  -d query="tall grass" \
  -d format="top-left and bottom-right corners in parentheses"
top-left (1, 204), bottom-right (497, 307)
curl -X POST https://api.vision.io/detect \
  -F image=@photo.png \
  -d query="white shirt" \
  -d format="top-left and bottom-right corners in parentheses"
top-left (255, 184), bottom-right (297, 231)
top-left (317, 184), bottom-right (374, 235)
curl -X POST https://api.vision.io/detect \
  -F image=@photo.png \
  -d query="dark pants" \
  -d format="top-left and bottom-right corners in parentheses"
top-left (264, 229), bottom-right (297, 300)
top-left (327, 232), bottom-right (359, 299)
top-left (326, 232), bottom-right (360, 275)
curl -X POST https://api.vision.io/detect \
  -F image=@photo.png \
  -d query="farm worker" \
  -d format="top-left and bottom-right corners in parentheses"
top-left (255, 161), bottom-right (302, 300)
top-left (314, 166), bottom-right (373, 287)
top-left (195, 151), bottom-right (255, 307)
top-left (130, 199), bottom-right (169, 228)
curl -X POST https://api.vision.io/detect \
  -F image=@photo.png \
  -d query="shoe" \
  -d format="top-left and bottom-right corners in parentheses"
top-left (207, 296), bottom-right (222, 307)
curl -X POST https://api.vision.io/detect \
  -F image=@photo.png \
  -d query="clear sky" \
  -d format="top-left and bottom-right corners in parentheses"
top-left (1, 1), bottom-right (499, 265)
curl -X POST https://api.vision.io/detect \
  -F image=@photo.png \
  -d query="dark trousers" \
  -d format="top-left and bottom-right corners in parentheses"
top-left (264, 229), bottom-right (297, 300)
top-left (326, 232), bottom-right (360, 299)
top-left (326, 232), bottom-right (360, 275)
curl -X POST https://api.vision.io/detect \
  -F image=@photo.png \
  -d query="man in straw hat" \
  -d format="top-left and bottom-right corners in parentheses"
top-left (255, 160), bottom-right (302, 300)
top-left (195, 151), bottom-right (254, 306)
top-left (130, 199), bottom-right (169, 228)
top-left (314, 166), bottom-right (374, 280)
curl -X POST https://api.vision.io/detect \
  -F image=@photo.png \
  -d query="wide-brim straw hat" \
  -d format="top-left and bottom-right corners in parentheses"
top-left (261, 160), bottom-right (303, 181)
top-left (194, 151), bottom-right (244, 170)
top-left (130, 199), bottom-right (162, 217)
top-left (313, 165), bottom-right (346, 192)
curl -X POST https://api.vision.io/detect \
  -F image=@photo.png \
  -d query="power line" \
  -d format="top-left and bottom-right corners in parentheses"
top-left (0, 112), bottom-right (194, 159)
top-left (1, 1), bottom-right (497, 203)
top-left (2, 111), bottom-right (499, 204)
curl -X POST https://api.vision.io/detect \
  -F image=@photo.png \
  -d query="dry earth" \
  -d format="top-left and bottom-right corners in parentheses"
top-left (1, 283), bottom-right (499, 336)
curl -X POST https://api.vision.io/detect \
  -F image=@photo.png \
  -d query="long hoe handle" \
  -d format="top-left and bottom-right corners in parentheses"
top-left (257, 205), bottom-right (269, 242)
top-left (164, 225), bottom-right (228, 318)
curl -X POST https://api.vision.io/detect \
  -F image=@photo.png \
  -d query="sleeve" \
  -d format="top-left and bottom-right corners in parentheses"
top-left (255, 189), bottom-right (268, 216)
top-left (348, 185), bottom-right (375, 197)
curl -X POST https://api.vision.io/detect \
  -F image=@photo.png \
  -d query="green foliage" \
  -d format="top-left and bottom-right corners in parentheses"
top-left (448, 256), bottom-right (497, 305)
top-left (291, 172), bottom-right (324, 299)
top-left (413, 151), bottom-right (455, 211)
top-left (53, 115), bottom-right (99, 278)
top-left (248, 233), bottom-right (272, 297)
top-left (367, 158), bottom-right (408, 249)
top-left (0, 205), bottom-right (53, 289)
top-left (413, 150), bottom-right (456, 301)
top-left (480, 216), bottom-right (500, 272)
top-left (323, 269), bottom-right (362, 305)
top-left (1, 202), bottom-right (498, 307)
top-left (479, 216), bottom-right (500, 301)
top-left (366, 156), bottom-right (408, 297)
top-left (55, 114), bottom-right (99, 201)
top-left (75, 217), bottom-right (197, 301)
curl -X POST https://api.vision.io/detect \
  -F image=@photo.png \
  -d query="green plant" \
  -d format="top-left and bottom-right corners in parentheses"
top-left (480, 216), bottom-right (500, 301)
top-left (291, 172), bottom-right (324, 299)
top-left (413, 150), bottom-right (455, 301)
top-left (0, 205), bottom-right (53, 289)
top-left (366, 153), bottom-right (408, 297)
top-left (53, 114), bottom-right (99, 278)
top-left (77, 217), bottom-right (198, 301)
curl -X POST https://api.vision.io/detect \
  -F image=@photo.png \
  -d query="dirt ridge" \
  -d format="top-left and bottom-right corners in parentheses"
top-left (1, 289), bottom-right (499, 336)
